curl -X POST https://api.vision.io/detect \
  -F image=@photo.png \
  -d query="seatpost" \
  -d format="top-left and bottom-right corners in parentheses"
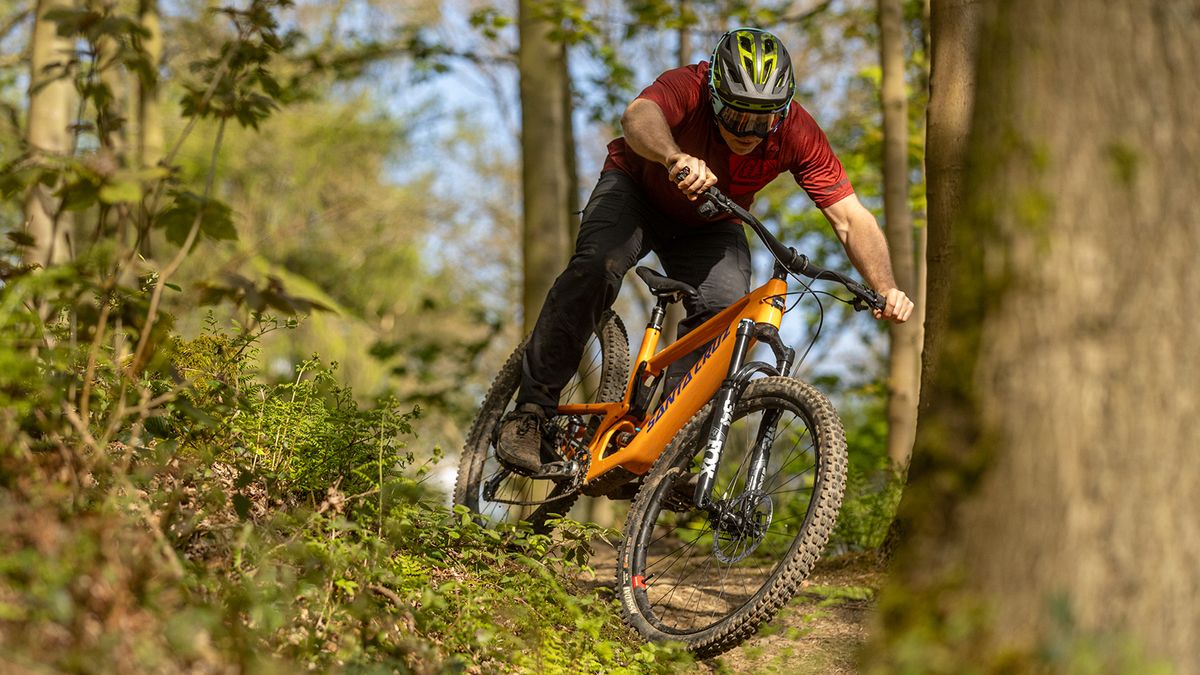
top-left (648, 298), bottom-right (668, 332)
top-left (693, 318), bottom-right (756, 510)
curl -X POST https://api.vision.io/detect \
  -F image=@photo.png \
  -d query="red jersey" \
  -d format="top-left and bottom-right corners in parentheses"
top-left (603, 62), bottom-right (854, 229)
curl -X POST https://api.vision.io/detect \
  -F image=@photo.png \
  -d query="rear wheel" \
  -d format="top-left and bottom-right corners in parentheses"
top-left (454, 312), bottom-right (629, 532)
top-left (616, 377), bottom-right (847, 657)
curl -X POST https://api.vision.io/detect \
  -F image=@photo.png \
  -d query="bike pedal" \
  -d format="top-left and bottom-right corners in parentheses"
top-left (528, 460), bottom-right (578, 481)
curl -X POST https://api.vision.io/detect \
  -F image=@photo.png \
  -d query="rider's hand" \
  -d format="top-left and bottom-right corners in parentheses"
top-left (667, 153), bottom-right (718, 201)
top-left (874, 288), bottom-right (915, 323)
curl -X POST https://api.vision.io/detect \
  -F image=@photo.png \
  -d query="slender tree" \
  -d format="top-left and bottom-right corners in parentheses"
top-left (137, 0), bottom-right (163, 170)
top-left (878, 0), bottom-right (920, 468)
top-left (918, 0), bottom-right (978, 399)
top-left (517, 0), bottom-right (571, 332)
top-left (561, 51), bottom-right (579, 242)
top-left (873, 0), bottom-right (1200, 670)
top-left (23, 0), bottom-right (76, 266)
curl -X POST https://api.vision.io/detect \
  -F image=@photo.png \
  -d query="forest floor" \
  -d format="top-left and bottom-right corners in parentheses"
top-left (579, 547), bottom-right (884, 674)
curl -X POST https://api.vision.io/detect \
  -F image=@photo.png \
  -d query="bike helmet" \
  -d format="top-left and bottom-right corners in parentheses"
top-left (709, 28), bottom-right (795, 137)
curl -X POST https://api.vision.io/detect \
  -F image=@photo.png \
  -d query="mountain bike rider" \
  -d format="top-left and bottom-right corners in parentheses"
top-left (496, 27), bottom-right (915, 477)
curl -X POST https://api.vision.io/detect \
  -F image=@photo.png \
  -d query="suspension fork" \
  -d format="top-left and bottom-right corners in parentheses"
top-left (693, 319), bottom-right (795, 510)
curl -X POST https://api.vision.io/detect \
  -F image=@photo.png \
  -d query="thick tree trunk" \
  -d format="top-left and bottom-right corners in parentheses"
top-left (878, 0), bottom-right (920, 468)
top-left (518, 0), bottom-right (570, 333)
top-left (874, 1), bottom-right (1200, 670)
top-left (23, 0), bottom-right (75, 266)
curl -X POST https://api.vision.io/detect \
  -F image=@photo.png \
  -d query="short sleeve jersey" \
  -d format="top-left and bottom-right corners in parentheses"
top-left (603, 61), bottom-right (853, 229)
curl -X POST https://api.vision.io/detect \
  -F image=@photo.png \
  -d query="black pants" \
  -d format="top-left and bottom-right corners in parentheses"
top-left (518, 170), bottom-right (751, 412)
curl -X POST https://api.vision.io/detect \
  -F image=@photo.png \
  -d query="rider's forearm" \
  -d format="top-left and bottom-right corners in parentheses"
top-left (621, 99), bottom-right (685, 167)
top-left (836, 208), bottom-right (898, 293)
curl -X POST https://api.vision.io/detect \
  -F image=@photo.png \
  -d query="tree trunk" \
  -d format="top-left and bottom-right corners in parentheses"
top-left (135, 0), bottom-right (163, 256)
top-left (915, 0), bottom-right (978, 405)
top-left (878, 0), bottom-right (920, 468)
top-left (518, 0), bottom-right (570, 333)
top-left (661, 4), bottom-right (692, 342)
top-left (562, 55), bottom-right (578, 245)
top-left (872, 0), bottom-right (978, 598)
top-left (873, 0), bottom-right (1200, 670)
top-left (137, 0), bottom-right (163, 170)
top-left (23, 0), bottom-right (75, 266)
top-left (677, 0), bottom-right (691, 66)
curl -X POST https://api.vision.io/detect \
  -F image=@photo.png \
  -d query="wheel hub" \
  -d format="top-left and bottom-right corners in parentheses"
top-left (711, 491), bottom-right (772, 563)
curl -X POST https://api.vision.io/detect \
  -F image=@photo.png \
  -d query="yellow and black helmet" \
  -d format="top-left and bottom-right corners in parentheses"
top-left (709, 28), bottom-right (795, 137)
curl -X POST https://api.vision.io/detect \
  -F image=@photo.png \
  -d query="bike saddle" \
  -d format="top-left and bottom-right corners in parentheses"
top-left (635, 266), bottom-right (700, 301)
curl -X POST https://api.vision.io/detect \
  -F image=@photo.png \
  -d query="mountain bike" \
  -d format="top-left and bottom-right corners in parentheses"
top-left (453, 182), bottom-right (885, 656)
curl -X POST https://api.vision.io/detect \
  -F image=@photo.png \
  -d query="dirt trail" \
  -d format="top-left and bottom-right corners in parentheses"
top-left (581, 546), bottom-right (884, 673)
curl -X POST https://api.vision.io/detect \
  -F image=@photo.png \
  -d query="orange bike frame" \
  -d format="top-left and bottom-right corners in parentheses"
top-left (558, 275), bottom-right (789, 482)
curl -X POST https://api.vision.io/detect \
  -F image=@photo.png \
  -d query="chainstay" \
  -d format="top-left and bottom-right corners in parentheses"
top-left (487, 484), bottom-right (581, 507)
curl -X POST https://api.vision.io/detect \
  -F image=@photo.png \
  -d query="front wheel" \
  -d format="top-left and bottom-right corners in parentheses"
top-left (616, 377), bottom-right (847, 657)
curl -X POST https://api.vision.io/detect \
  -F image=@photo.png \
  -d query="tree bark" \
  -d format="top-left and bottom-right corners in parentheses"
top-left (23, 0), bottom-right (76, 266)
top-left (878, 0), bottom-right (920, 468)
top-left (917, 0), bottom-right (979, 428)
top-left (874, 0), bottom-right (1200, 669)
top-left (518, 0), bottom-right (571, 333)
top-left (137, 0), bottom-right (163, 170)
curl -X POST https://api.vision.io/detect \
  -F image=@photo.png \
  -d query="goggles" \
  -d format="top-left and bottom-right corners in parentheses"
top-left (713, 98), bottom-right (787, 138)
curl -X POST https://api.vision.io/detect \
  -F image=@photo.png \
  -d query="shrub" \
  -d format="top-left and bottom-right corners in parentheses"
top-left (0, 321), bottom-right (693, 672)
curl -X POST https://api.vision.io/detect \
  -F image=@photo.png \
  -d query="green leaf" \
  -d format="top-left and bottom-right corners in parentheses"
top-left (232, 493), bottom-right (252, 520)
top-left (99, 179), bottom-right (142, 204)
top-left (59, 179), bottom-right (100, 211)
top-left (6, 231), bottom-right (36, 248)
top-left (157, 192), bottom-right (237, 245)
top-left (43, 7), bottom-right (99, 37)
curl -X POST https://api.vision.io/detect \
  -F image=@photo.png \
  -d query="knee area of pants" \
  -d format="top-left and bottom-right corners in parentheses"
top-left (568, 254), bottom-right (626, 286)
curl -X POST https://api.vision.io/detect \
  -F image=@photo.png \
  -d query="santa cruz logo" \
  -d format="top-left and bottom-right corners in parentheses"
top-left (645, 328), bottom-right (731, 431)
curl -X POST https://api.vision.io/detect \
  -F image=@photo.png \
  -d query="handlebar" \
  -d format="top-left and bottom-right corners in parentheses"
top-left (673, 168), bottom-right (885, 313)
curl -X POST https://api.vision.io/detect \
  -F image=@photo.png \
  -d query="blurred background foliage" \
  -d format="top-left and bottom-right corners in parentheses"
top-left (0, 0), bottom-right (928, 474)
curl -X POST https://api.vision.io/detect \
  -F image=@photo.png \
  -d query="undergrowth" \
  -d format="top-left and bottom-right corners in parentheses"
top-left (0, 319), bottom-right (693, 673)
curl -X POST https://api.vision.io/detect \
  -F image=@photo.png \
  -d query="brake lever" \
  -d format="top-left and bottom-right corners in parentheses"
top-left (858, 289), bottom-right (886, 313)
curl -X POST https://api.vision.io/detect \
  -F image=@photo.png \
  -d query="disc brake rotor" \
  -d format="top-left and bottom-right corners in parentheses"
top-left (711, 491), bottom-right (773, 563)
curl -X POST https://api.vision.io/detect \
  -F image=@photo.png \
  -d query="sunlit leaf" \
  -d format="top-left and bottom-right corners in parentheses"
top-left (99, 180), bottom-right (142, 204)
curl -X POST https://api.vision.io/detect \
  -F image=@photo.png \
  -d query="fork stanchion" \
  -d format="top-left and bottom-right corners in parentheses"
top-left (693, 318), bottom-right (756, 510)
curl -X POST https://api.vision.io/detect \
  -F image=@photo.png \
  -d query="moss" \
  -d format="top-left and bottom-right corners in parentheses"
top-left (1105, 141), bottom-right (1140, 188)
